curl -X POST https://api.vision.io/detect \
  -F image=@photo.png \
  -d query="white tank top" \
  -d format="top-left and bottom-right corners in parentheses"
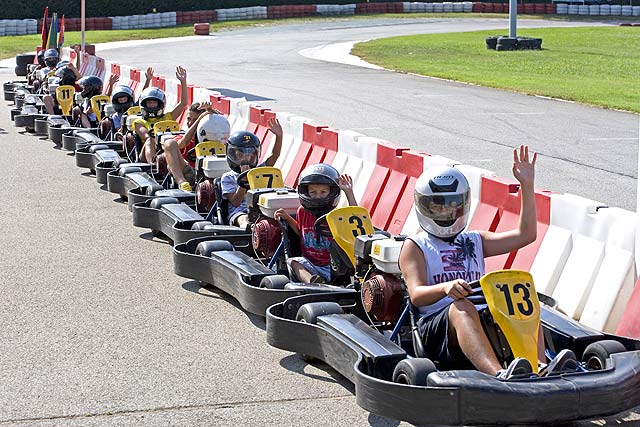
top-left (408, 231), bottom-right (485, 318)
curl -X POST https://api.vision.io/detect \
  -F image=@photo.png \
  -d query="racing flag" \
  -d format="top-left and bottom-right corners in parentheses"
top-left (40, 6), bottom-right (48, 50)
top-left (47, 13), bottom-right (58, 50)
top-left (58, 15), bottom-right (65, 48)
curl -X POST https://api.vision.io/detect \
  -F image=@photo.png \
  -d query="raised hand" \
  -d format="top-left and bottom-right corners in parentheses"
top-left (175, 66), bottom-right (187, 83)
top-left (145, 67), bottom-right (154, 81)
top-left (337, 174), bottom-right (353, 193)
top-left (267, 117), bottom-right (283, 138)
top-left (512, 145), bottom-right (537, 188)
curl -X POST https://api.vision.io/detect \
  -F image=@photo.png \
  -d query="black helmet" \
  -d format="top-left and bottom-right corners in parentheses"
top-left (226, 131), bottom-right (261, 173)
top-left (43, 48), bottom-right (60, 68)
top-left (55, 66), bottom-right (76, 86)
top-left (78, 75), bottom-right (103, 99)
top-left (297, 163), bottom-right (341, 217)
top-left (37, 50), bottom-right (45, 67)
top-left (139, 87), bottom-right (166, 119)
top-left (111, 85), bottom-right (134, 114)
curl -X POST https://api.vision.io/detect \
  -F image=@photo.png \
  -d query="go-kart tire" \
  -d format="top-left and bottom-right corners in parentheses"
top-left (191, 221), bottom-right (217, 231)
top-left (14, 114), bottom-right (28, 128)
top-left (145, 183), bottom-right (164, 196)
top-left (113, 158), bottom-right (129, 168)
top-left (392, 358), bottom-right (438, 386)
top-left (296, 302), bottom-right (344, 325)
top-left (15, 54), bottom-right (35, 67)
top-left (14, 96), bottom-right (24, 109)
top-left (149, 197), bottom-right (180, 209)
top-left (49, 126), bottom-right (69, 144)
top-left (296, 302), bottom-right (344, 362)
top-left (582, 340), bottom-right (627, 370)
top-left (496, 37), bottom-right (517, 51)
top-left (260, 274), bottom-right (290, 289)
top-left (4, 90), bottom-right (15, 102)
top-left (34, 118), bottom-right (49, 135)
top-left (195, 240), bottom-right (235, 257)
top-left (10, 108), bottom-right (21, 121)
top-left (118, 166), bottom-right (143, 176)
top-left (486, 36), bottom-right (500, 50)
top-left (88, 144), bottom-right (110, 153)
top-left (14, 65), bottom-right (28, 77)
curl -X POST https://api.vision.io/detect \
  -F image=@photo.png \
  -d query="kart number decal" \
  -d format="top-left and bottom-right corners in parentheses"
top-left (195, 141), bottom-right (226, 157)
top-left (326, 207), bottom-right (374, 266)
top-left (348, 215), bottom-right (367, 238)
top-left (247, 167), bottom-right (284, 189)
top-left (56, 85), bottom-right (76, 116)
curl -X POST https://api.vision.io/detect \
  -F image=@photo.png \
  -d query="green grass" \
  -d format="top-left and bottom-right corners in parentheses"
top-left (352, 27), bottom-right (640, 112)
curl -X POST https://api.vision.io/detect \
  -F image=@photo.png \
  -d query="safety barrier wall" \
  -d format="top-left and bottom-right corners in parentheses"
top-left (65, 51), bottom-right (640, 338)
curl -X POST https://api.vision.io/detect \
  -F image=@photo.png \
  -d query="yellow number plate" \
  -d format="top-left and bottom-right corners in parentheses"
top-left (55, 85), bottom-right (76, 116)
top-left (153, 120), bottom-right (180, 135)
top-left (326, 206), bottom-right (374, 266)
top-left (247, 166), bottom-right (284, 189)
top-left (480, 270), bottom-right (540, 373)
top-left (90, 95), bottom-right (110, 121)
top-left (195, 141), bottom-right (226, 157)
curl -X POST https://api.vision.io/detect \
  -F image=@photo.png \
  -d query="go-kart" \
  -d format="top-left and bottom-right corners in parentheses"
top-left (265, 226), bottom-right (640, 425)
top-left (131, 140), bottom-right (239, 242)
top-left (172, 204), bottom-right (380, 316)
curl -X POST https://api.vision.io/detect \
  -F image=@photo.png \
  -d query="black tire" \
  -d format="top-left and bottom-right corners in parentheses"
top-left (4, 90), bottom-right (15, 102)
top-left (260, 274), bottom-right (290, 289)
top-left (15, 54), bottom-right (35, 67)
top-left (14, 114), bottom-right (28, 128)
top-left (582, 340), bottom-right (627, 370)
top-left (118, 166), bottom-right (142, 176)
top-left (113, 158), bottom-right (129, 167)
top-left (485, 36), bottom-right (499, 50)
top-left (34, 118), bottom-right (49, 135)
top-left (149, 197), bottom-right (180, 209)
top-left (88, 144), bottom-right (110, 153)
top-left (191, 221), bottom-right (216, 231)
top-left (195, 240), bottom-right (235, 257)
top-left (392, 358), bottom-right (438, 386)
top-left (496, 36), bottom-right (517, 51)
top-left (10, 108), bottom-right (21, 121)
top-left (296, 302), bottom-right (344, 325)
top-left (145, 183), bottom-right (164, 196)
top-left (14, 65), bottom-right (28, 77)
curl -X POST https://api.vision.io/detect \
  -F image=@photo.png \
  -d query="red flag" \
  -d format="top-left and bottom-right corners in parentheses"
top-left (58, 15), bottom-right (65, 48)
top-left (40, 6), bottom-right (48, 50)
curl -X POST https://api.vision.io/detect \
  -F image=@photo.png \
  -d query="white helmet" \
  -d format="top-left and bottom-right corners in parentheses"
top-left (197, 114), bottom-right (231, 143)
top-left (414, 166), bottom-right (470, 239)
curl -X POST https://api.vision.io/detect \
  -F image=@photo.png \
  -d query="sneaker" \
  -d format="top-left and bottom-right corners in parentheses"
top-left (541, 349), bottom-right (578, 376)
top-left (179, 182), bottom-right (193, 192)
top-left (309, 274), bottom-right (327, 285)
top-left (497, 357), bottom-right (533, 380)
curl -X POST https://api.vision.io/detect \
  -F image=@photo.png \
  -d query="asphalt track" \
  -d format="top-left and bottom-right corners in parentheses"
top-left (0, 16), bottom-right (639, 427)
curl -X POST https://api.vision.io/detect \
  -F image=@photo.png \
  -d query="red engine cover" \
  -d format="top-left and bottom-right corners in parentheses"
top-left (196, 178), bottom-right (216, 213)
top-left (252, 217), bottom-right (282, 258)
top-left (362, 273), bottom-right (404, 323)
top-left (155, 152), bottom-right (167, 178)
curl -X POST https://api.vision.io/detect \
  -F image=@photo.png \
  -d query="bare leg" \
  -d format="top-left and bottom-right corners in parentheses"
top-left (537, 325), bottom-right (546, 364)
top-left (80, 113), bottom-right (91, 128)
top-left (289, 260), bottom-right (313, 283)
top-left (162, 138), bottom-right (187, 184)
top-left (43, 95), bottom-right (55, 114)
top-left (448, 299), bottom-right (502, 375)
top-left (141, 139), bottom-right (156, 164)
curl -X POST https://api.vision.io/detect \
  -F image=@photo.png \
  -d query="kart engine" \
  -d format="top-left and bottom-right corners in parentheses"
top-left (252, 217), bottom-right (282, 258)
top-left (196, 178), bottom-right (216, 213)
top-left (362, 273), bottom-right (404, 322)
top-left (155, 153), bottom-right (168, 178)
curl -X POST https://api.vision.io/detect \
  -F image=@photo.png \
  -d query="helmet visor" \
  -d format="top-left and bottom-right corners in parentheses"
top-left (415, 192), bottom-right (469, 226)
top-left (228, 146), bottom-right (258, 167)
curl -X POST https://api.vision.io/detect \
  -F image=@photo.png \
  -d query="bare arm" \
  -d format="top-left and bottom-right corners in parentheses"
top-left (134, 122), bottom-right (151, 146)
top-left (338, 174), bottom-right (357, 206)
top-left (274, 209), bottom-right (299, 235)
top-left (141, 67), bottom-right (153, 92)
top-left (170, 66), bottom-right (188, 120)
top-left (263, 117), bottom-right (283, 167)
top-left (400, 239), bottom-right (473, 307)
top-left (480, 145), bottom-right (538, 258)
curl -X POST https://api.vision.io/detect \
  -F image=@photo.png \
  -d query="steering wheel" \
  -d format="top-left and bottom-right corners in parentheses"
top-left (236, 169), bottom-right (251, 190)
top-left (466, 281), bottom-right (486, 305)
top-left (185, 147), bottom-right (197, 164)
top-left (313, 213), bottom-right (332, 238)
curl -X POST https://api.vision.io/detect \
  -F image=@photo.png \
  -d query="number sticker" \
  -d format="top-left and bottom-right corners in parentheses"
top-left (325, 207), bottom-right (374, 266)
top-left (56, 85), bottom-right (76, 116)
top-left (247, 167), bottom-right (284, 189)
top-left (348, 215), bottom-right (367, 238)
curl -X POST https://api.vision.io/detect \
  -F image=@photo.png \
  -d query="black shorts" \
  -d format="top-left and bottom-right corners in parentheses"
top-left (417, 304), bottom-right (474, 370)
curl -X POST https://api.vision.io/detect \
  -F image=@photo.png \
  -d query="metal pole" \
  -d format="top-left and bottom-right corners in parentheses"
top-left (509, 0), bottom-right (517, 38)
top-left (81, 0), bottom-right (85, 54)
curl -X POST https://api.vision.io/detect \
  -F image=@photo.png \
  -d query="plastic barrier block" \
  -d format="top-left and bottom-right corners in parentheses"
top-left (545, 4), bottom-right (556, 13)
top-left (284, 123), bottom-right (328, 188)
top-left (468, 176), bottom-right (550, 272)
top-left (274, 113), bottom-right (307, 177)
top-left (176, 84), bottom-right (195, 128)
top-left (250, 107), bottom-right (277, 164)
top-left (616, 277), bottom-right (640, 339)
top-left (209, 95), bottom-right (231, 116)
top-left (129, 68), bottom-right (142, 95)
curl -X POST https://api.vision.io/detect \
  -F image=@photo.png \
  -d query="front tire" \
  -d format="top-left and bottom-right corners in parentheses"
top-left (392, 358), bottom-right (438, 386)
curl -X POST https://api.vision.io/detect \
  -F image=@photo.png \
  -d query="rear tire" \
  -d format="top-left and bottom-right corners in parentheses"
top-left (582, 340), bottom-right (627, 370)
top-left (195, 240), bottom-right (235, 257)
top-left (296, 302), bottom-right (344, 362)
top-left (260, 275), bottom-right (290, 289)
top-left (149, 197), bottom-right (180, 209)
top-left (392, 358), bottom-right (438, 386)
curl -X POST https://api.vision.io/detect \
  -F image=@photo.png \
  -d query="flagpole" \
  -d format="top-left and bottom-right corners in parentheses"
top-left (81, 0), bottom-right (85, 54)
